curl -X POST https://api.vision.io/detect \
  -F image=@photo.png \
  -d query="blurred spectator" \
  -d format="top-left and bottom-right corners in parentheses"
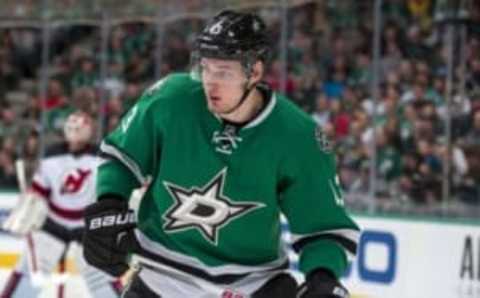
top-left (0, 53), bottom-right (20, 96)
top-left (323, 55), bottom-right (349, 99)
top-left (464, 109), bottom-right (480, 146)
top-left (71, 87), bottom-right (98, 116)
top-left (467, 58), bottom-right (480, 92)
top-left (403, 25), bottom-right (431, 61)
top-left (163, 34), bottom-right (191, 72)
top-left (265, 60), bottom-right (296, 95)
top-left (0, 106), bottom-right (18, 138)
top-left (375, 127), bottom-right (402, 195)
top-left (124, 52), bottom-right (152, 83)
top-left (71, 57), bottom-right (98, 89)
top-left (0, 136), bottom-right (17, 188)
top-left (349, 50), bottom-right (372, 88)
top-left (39, 79), bottom-right (72, 134)
top-left (0, 150), bottom-right (16, 188)
top-left (0, 1), bottom-right (479, 212)
top-left (42, 79), bottom-right (67, 110)
top-left (122, 82), bottom-right (142, 111)
top-left (458, 145), bottom-right (480, 204)
top-left (406, 0), bottom-right (433, 29)
top-left (311, 93), bottom-right (330, 126)
top-left (330, 100), bottom-right (351, 140)
top-left (415, 139), bottom-right (442, 203)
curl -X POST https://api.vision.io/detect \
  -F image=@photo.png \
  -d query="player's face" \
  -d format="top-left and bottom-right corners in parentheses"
top-left (64, 113), bottom-right (93, 152)
top-left (200, 58), bottom-right (249, 114)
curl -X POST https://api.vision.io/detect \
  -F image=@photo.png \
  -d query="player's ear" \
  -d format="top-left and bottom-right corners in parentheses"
top-left (249, 61), bottom-right (264, 86)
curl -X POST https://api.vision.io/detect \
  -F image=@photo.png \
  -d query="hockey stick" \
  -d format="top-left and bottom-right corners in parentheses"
top-left (15, 159), bottom-right (27, 194)
top-left (2, 160), bottom-right (28, 231)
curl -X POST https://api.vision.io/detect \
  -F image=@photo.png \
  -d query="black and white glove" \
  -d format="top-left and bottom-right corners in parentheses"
top-left (251, 272), bottom-right (298, 298)
top-left (297, 269), bottom-right (350, 298)
top-left (83, 197), bottom-right (139, 277)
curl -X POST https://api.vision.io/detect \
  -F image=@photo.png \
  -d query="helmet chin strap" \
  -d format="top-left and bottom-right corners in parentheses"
top-left (219, 80), bottom-right (256, 117)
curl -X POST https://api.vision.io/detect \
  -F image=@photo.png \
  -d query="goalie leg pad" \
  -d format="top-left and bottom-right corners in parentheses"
top-left (26, 230), bottom-right (66, 276)
top-left (2, 252), bottom-right (42, 297)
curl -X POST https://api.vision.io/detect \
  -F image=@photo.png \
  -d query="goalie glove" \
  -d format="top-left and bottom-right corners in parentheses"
top-left (83, 197), bottom-right (139, 277)
top-left (3, 192), bottom-right (48, 235)
top-left (297, 269), bottom-right (350, 298)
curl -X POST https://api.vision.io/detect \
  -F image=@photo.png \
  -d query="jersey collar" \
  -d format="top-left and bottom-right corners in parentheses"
top-left (243, 92), bottom-right (276, 129)
top-left (212, 89), bottom-right (277, 131)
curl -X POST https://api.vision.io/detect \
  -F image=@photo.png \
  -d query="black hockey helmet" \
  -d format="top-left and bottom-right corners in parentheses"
top-left (192, 10), bottom-right (271, 76)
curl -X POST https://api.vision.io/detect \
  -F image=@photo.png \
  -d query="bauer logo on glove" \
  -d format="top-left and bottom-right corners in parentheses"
top-left (89, 213), bottom-right (136, 230)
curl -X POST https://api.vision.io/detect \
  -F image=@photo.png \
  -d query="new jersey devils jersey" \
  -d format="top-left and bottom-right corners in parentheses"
top-left (31, 143), bottom-right (100, 228)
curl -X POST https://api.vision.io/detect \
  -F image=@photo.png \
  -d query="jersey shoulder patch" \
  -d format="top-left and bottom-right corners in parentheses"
top-left (314, 125), bottom-right (333, 154)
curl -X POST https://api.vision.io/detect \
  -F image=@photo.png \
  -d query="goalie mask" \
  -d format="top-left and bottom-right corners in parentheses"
top-left (63, 111), bottom-right (93, 144)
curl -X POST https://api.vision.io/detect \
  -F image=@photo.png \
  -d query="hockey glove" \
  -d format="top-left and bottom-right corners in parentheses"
top-left (251, 272), bottom-right (298, 298)
top-left (297, 269), bottom-right (350, 298)
top-left (83, 197), bottom-right (138, 277)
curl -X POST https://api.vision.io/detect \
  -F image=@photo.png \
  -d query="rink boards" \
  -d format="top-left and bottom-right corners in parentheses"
top-left (1, 192), bottom-right (480, 298)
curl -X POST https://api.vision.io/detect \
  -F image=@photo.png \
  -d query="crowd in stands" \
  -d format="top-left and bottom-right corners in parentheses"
top-left (1, 0), bottom-right (480, 212)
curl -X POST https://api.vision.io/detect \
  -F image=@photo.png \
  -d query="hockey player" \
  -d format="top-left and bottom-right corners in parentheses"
top-left (83, 10), bottom-right (360, 298)
top-left (1, 111), bottom-right (121, 298)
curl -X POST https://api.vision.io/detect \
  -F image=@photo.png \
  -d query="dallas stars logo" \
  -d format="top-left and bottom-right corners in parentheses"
top-left (163, 168), bottom-right (264, 245)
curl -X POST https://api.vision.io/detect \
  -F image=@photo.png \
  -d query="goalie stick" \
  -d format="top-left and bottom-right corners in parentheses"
top-left (15, 159), bottom-right (27, 194)
top-left (2, 159), bottom-right (28, 232)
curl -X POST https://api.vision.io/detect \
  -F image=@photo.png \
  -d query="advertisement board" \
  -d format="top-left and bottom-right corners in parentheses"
top-left (1, 192), bottom-right (480, 298)
top-left (344, 216), bottom-right (480, 298)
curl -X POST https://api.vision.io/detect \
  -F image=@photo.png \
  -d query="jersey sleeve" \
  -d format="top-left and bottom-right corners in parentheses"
top-left (278, 125), bottom-right (360, 278)
top-left (31, 159), bottom-right (52, 199)
top-left (97, 78), bottom-right (167, 200)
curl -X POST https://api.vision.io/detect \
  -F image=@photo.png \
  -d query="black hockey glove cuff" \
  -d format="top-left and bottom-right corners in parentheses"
top-left (83, 197), bottom-right (139, 277)
top-left (251, 272), bottom-right (298, 298)
top-left (297, 269), bottom-right (350, 298)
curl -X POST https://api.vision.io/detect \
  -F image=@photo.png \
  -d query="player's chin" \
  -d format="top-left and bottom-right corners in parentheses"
top-left (208, 105), bottom-right (224, 114)
top-left (207, 100), bottom-right (227, 114)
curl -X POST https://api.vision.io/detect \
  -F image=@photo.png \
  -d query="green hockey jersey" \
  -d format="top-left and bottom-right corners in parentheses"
top-left (97, 73), bottom-right (360, 283)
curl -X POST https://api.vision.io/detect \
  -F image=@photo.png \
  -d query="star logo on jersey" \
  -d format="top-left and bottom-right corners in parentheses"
top-left (162, 168), bottom-right (264, 245)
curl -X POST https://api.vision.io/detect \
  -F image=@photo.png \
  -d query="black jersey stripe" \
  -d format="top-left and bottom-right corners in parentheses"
top-left (292, 233), bottom-right (358, 256)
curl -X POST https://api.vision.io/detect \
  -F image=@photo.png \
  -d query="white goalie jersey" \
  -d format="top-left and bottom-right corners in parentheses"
top-left (31, 143), bottom-right (101, 228)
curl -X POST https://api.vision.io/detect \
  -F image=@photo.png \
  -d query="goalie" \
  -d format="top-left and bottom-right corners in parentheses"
top-left (83, 10), bottom-right (360, 298)
top-left (1, 111), bottom-right (122, 298)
